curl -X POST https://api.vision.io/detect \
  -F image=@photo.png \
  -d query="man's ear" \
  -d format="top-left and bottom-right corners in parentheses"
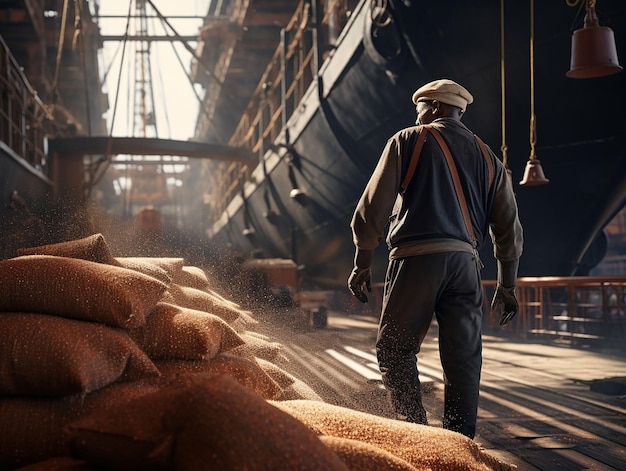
top-left (431, 100), bottom-right (440, 114)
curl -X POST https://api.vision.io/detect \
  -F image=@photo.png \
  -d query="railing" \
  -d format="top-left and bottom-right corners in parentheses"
top-left (482, 276), bottom-right (626, 346)
top-left (212, 0), bottom-right (359, 219)
top-left (0, 35), bottom-right (52, 173)
top-left (363, 276), bottom-right (626, 348)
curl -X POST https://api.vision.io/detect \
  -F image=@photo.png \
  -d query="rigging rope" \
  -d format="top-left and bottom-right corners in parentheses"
top-left (162, 25), bottom-right (227, 143)
top-left (51, 0), bottom-right (70, 102)
top-left (499, 0), bottom-right (508, 169)
top-left (146, 0), bottom-right (245, 109)
top-left (529, 0), bottom-right (538, 161)
top-left (108, 0), bottom-right (133, 139)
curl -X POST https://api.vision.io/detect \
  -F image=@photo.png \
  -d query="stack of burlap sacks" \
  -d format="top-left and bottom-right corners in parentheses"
top-left (0, 234), bottom-right (515, 470)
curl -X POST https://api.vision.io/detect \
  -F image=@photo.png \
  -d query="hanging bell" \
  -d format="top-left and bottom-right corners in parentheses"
top-left (566, 2), bottom-right (622, 78)
top-left (519, 159), bottom-right (549, 186)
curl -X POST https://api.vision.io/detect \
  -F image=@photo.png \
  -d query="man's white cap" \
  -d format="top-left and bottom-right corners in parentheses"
top-left (412, 79), bottom-right (474, 112)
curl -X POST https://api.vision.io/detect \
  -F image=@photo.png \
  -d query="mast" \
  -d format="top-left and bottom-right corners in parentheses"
top-left (133, 0), bottom-right (158, 138)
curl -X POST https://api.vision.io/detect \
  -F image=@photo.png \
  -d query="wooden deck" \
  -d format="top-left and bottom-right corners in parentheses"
top-left (254, 310), bottom-right (626, 470)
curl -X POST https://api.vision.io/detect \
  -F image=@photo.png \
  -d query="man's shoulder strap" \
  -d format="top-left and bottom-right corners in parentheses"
top-left (399, 125), bottom-right (430, 194)
top-left (400, 125), bottom-right (495, 195)
top-left (428, 126), bottom-right (477, 246)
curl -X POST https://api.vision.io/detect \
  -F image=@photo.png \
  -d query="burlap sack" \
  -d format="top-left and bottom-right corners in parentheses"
top-left (115, 257), bottom-right (185, 280)
top-left (140, 302), bottom-right (244, 360)
top-left (11, 457), bottom-right (95, 470)
top-left (66, 374), bottom-right (348, 470)
top-left (17, 234), bottom-right (120, 266)
top-left (114, 257), bottom-right (172, 285)
top-left (171, 266), bottom-right (211, 290)
top-left (234, 309), bottom-right (258, 327)
top-left (164, 283), bottom-right (242, 324)
top-left (233, 332), bottom-right (287, 363)
top-left (66, 382), bottom-right (180, 471)
top-left (228, 312), bottom-right (258, 333)
top-left (0, 396), bottom-right (84, 470)
top-left (319, 435), bottom-right (418, 471)
top-left (0, 380), bottom-right (161, 470)
top-left (274, 377), bottom-right (323, 401)
top-left (204, 287), bottom-right (244, 310)
top-left (255, 352), bottom-right (321, 402)
top-left (255, 357), bottom-right (297, 389)
top-left (155, 352), bottom-right (282, 400)
top-left (0, 255), bottom-right (168, 328)
top-left (271, 400), bottom-right (515, 471)
top-left (0, 313), bottom-right (160, 397)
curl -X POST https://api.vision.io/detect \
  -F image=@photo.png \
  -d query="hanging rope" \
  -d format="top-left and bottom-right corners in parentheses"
top-left (51, 0), bottom-right (70, 102)
top-left (529, 0), bottom-right (538, 161)
top-left (499, 0), bottom-right (508, 169)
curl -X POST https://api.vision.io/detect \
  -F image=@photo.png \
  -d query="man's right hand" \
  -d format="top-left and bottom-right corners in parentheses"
top-left (490, 284), bottom-right (519, 326)
top-left (348, 266), bottom-right (372, 303)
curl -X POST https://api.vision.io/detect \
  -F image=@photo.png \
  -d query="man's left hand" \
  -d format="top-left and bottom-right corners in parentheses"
top-left (348, 266), bottom-right (372, 303)
top-left (490, 285), bottom-right (519, 326)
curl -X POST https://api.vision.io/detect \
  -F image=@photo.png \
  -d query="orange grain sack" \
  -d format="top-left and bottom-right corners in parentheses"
top-left (155, 352), bottom-right (282, 400)
top-left (164, 283), bottom-right (242, 324)
top-left (17, 233), bottom-right (120, 266)
top-left (0, 380), bottom-right (161, 470)
top-left (0, 313), bottom-right (160, 397)
top-left (140, 302), bottom-right (244, 360)
top-left (272, 400), bottom-right (515, 471)
top-left (116, 257), bottom-right (185, 280)
top-left (0, 255), bottom-right (168, 328)
top-left (67, 374), bottom-right (348, 471)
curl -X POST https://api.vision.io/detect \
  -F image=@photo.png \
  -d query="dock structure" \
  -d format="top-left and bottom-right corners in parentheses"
top-left (0, 2), bottom-right (625, 468)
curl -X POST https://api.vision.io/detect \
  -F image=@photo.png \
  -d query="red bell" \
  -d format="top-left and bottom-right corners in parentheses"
top-left (566, 3), bottom-right (622, 78)
top-left (519, 159), bottom-right (549, 186)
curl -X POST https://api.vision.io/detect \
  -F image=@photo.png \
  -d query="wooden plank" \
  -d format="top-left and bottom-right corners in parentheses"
top-left (518, 448), bottom-right (590, 470)
top-left (579, 443), bottom-right (626, 469)
top-left (530, 329), bottom-right (601, 340)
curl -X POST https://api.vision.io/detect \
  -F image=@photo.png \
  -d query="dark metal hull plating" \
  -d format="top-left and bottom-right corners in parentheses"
top-left (208, 0), bottom-right (626, 287)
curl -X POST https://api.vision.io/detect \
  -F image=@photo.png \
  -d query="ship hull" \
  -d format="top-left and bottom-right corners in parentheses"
top-left (0, 144), bottom-right (52, 259)
top-left (208, 0), bottom-right (626, 287)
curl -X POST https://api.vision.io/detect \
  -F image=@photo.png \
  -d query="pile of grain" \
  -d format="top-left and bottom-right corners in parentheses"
top-left (0, 234), bottom-right (515, 470)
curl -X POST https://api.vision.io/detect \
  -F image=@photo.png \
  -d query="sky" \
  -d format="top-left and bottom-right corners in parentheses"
top-left (97, 0), bottom-right (212, 140)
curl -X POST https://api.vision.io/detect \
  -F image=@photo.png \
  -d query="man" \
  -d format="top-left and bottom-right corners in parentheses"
top-left (348, 79), bottom-right (523, 439)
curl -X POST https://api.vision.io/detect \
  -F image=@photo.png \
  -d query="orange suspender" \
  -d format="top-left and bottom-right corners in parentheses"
top-left (400, 125), bottom-right (494, 263)
top-left (427, 126), bottom-right (477, 247)
top-left (399, 127), bottom-right (429, 193)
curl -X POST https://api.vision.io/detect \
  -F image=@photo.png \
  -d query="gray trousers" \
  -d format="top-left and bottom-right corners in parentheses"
top-left (376, 251), bottom-right (483, 438)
